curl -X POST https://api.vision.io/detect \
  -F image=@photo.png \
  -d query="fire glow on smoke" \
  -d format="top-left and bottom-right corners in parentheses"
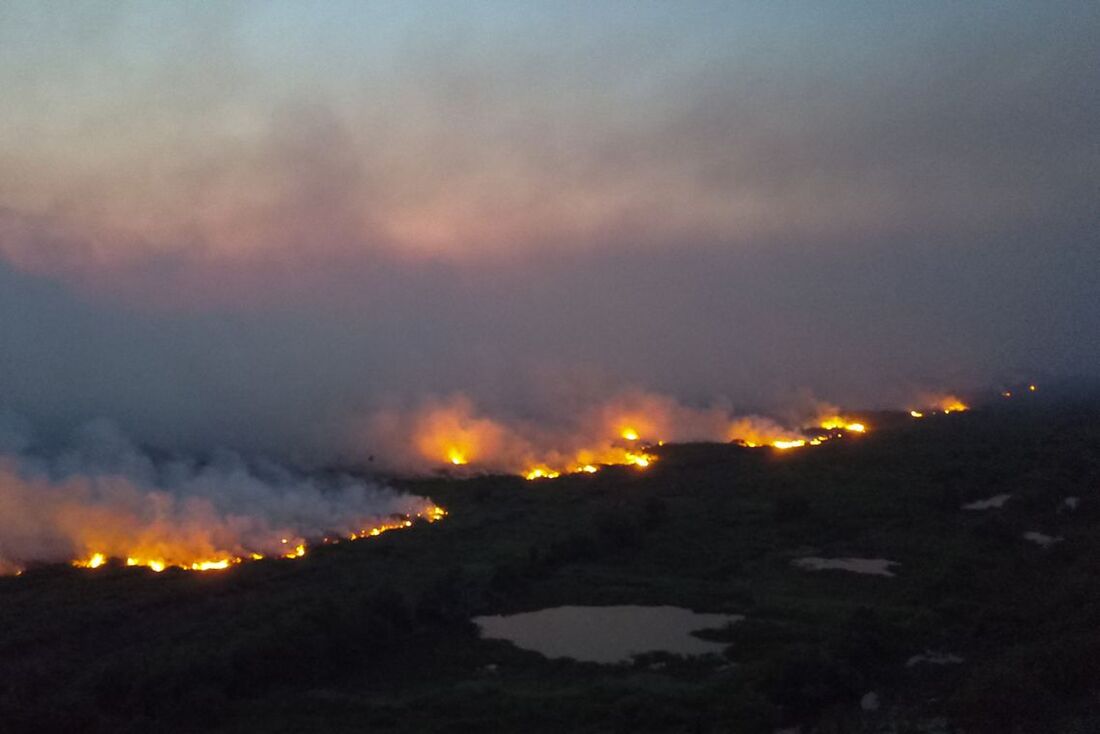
top-left (0, 417), bottom-right (445, 577)
top-left (908, 395), bottom-right (970, 419)
top-left (361, 390), bottom-right (975, 481)
top-left (69, 506), bottom-right (446, 575)
top-left (2, 389), bottom-right (982, 578)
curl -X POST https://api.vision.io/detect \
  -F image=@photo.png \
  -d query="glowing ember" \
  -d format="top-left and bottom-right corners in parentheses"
top-left (1028, 384), bottom-right (1037, 392)
top-left (910, 410), bottom-right (924, 418)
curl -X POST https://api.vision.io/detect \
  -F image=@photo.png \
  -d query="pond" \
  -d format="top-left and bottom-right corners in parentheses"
top-left (793, 557), bottom-right (899, 576)
top-left (473, 605), bottom-right (742, 663)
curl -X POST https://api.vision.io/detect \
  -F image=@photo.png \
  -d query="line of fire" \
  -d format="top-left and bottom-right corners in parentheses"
top-left (42, 385), bottom-right (1044, 579)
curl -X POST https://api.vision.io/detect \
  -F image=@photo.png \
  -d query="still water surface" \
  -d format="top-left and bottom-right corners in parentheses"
top-left (474, 605), bottom-right (743, 663)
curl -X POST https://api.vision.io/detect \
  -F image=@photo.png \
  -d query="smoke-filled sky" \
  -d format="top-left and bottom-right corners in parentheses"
top-left (1, 1), bottom-right (1098, 460)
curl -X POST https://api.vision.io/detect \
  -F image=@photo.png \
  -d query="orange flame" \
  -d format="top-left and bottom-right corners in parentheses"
top-left (939, 398), bottom-right (968, 413)
top-left (910, 394), bottom-right (969, 415)
top-left (64, 505), bottom-right (447, 576)
top-left (817, 415), bottom-right (867, 433)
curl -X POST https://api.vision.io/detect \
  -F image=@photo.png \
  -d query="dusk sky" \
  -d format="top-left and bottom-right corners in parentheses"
top-left (1, 1), bottom-right (1097, 458)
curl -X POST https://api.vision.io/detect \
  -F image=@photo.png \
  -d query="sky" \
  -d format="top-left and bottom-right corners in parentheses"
top-left (0, 1), bottom-right (1097, 460)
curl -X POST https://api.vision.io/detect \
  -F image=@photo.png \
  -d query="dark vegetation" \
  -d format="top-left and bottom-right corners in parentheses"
top-left (2, 398), bottom-right (1099, 732)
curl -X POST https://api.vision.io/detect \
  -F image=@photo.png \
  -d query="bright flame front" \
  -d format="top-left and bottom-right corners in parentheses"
top-left (65, 505), bottom-right (447, 577)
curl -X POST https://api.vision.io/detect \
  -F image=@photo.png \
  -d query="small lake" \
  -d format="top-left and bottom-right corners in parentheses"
top-left (473, 605), bottom-right (742, 663)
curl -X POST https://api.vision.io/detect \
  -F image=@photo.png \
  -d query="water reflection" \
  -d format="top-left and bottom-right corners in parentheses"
top-left (474, 605), bottom-right (742, 663)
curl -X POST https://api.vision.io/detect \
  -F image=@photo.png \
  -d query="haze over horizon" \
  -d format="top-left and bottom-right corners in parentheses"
top-left (1, 1), bottom-right (1097, 459)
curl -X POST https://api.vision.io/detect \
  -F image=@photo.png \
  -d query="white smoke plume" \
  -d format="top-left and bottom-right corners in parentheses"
top-left (0, 412), bottom-right (436, 575)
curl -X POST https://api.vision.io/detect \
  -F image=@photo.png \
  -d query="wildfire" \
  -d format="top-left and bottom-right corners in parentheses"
top-left (74, 552), bottom-right (107, 569)
top-left (728, 411), bottom-right (870, 452)
top-left (65, 505), bottom-right (447, 577)
top-left (522, 449), bottom-right (655, 481)
top-left (940, 398), bottom-right (968, 413)
top-left (74, 552), bottom-right (238, 574)
top-left (817, 416), bottom-right (866, 433)
top-left (908, 394), bottom-right (971, 417)
top-left (376, 387), bottom-right (984, 480)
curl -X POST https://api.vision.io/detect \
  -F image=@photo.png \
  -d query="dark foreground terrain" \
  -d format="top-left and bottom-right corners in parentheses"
top-left (2, 398), bottom-right (1099, 733)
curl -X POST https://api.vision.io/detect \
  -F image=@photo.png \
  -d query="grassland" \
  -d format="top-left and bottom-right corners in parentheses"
top-left (1, 398), bottom-right (1098, 733)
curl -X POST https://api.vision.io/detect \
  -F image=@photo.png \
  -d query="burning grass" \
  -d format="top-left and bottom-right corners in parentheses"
top-left (360, 391), bottom-right (902, 481)
top-left (67, 506), bottom-right (447, 575)
top-left (2, 396), bottom-right (1095, 734)
top-left (0, 419), bottom-right (449, 578)
top-left (6, 385), bottom-right (993, 577)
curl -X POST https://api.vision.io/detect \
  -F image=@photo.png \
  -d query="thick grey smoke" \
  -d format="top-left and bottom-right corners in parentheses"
top-left (0, 233), bottom-right (1094, 463)
top-left (0, 2), bottom-right (1097, 461)
top-left (0, 411), bottom-right (435, 574)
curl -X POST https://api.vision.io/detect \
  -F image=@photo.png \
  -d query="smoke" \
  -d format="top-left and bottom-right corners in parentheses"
top-left (0, 412), bottom-right (436, 575)
top-left (351, 388), bottom-right (844, 475)
top-left (0, 3), bottom-right (1094, 465)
